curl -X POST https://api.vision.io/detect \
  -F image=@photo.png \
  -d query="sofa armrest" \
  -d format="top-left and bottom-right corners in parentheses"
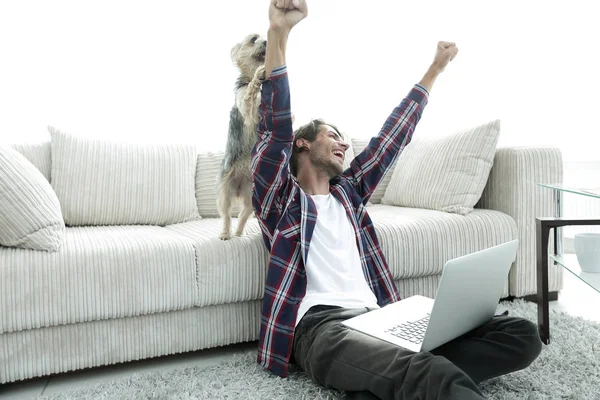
top-left (476, 147), bottom-right (564, 297)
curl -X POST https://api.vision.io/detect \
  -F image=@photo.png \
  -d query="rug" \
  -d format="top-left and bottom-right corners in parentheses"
top-left (38, 300), bottom-right (600, 399)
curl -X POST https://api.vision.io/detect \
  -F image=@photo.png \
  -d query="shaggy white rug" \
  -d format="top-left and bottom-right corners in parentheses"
top-left (39, 299), bottom-right (600, 399)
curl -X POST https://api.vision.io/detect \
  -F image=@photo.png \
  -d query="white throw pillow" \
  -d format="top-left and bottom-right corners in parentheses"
top-left (49, 127), bottom-right (201, 226)
top-left (381, 120), bottom-right (501, 215)
top-left (0, 145), bottom-right (65, 251)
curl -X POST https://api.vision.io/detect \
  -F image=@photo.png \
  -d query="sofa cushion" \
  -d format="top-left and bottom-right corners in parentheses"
top-left (381, 120), bottom-right (501, 215)
top-left (366, 204), bottom-right (517, 279)
top-left (0, 145), bottom-right (65, 252)
top-left (0, 225), bottom-right (198, 334)
top-left (49, 127), bottom-right (201, 226)
top-left (165, 218), bottom-right (269, 306)
top-left (163, 204), bottom-right (516, 308)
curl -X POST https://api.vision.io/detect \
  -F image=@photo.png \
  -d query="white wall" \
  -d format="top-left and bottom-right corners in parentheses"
top-left (1, 0), bottom-right (598, 161)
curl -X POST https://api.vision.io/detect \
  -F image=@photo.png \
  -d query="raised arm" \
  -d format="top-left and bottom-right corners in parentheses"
top-left (251, 0), bottom-right (308, 238)
top-left (341, 41), bottom-right (459, 203)
top-left (265, 0), bottom-right (307, 76)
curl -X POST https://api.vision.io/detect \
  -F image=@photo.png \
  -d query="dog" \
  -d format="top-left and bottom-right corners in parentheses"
top-left (217, 33), bottom-right (267, 240)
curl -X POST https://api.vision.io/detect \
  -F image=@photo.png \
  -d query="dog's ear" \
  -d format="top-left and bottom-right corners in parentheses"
top-left (230, 43), bottom-right (242, 63)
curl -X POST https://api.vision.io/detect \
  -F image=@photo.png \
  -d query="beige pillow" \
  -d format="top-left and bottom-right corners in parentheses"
top-left (49, 127), bottom-right (201, 226)
top-left (381, 120), bottom-right (501, 215)
top-left (0, 145), bottom-right (65, 251)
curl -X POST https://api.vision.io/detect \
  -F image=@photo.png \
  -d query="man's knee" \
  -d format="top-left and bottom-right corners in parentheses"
top-left (424, 354), bottom-right (473, 381)
top-left (500, 317), bottom-right (542, 369)
top-left (394, 353), bottom-right (478, 397)
top-left (516, 318), bottom-right (543, 367)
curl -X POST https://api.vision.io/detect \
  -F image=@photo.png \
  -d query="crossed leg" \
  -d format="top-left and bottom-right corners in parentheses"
top-left (292, 306), bottom-right (542, 400)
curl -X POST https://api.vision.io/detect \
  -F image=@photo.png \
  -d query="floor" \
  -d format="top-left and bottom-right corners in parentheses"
top-left (2, 271), bottom-right (599, 399)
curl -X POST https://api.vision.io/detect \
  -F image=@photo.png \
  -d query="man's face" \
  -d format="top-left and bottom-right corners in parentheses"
top-left (308, 125), bottom-right (349, 178)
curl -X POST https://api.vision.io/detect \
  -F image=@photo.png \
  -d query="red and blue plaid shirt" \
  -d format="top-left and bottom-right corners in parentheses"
top-left (251, 64), bottom-right (429, 378)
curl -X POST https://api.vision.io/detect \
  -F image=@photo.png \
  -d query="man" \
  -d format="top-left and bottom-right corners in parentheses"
top-left (250, 1), bottom-right (542, 399)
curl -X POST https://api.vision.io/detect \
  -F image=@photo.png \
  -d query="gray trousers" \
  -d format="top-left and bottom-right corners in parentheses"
top-left (292, 305), bottom-right (542, 400)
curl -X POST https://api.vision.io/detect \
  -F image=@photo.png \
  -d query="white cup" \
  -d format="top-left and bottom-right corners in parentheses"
top-left (574, 233), bottom-right (600, 273)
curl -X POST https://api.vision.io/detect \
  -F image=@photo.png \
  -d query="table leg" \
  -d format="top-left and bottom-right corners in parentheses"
top-left (536, 219), bottom-right (550, 344)
top-left (554, 189), bottom-right (562, 256)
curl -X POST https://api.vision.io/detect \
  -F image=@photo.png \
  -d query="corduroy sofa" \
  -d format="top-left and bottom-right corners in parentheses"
top-left (0, 124), bottom-right (563, 384)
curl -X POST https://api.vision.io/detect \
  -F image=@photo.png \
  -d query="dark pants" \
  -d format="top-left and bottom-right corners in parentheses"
top-left (292, 305), bottom-right (542, 400)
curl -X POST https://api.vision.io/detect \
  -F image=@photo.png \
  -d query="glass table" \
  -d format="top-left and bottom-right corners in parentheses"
top-left (536, 183), bottom-right (600, 344)
top-left (550, 254), bottom-right (600, 294)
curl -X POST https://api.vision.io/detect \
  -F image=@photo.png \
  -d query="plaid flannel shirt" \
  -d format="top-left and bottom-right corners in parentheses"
top-left (251, 64), bottom-right (429, 378)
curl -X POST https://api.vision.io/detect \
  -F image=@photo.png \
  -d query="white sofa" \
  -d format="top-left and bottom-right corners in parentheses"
top-left (0, 131), bottom-right (563, 384)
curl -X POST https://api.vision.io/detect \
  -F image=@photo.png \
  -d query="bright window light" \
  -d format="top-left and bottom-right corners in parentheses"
top-left (1, 0), bottom-right (596, 162)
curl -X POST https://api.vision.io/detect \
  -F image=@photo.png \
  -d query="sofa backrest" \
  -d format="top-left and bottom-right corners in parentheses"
top-left (7, 141), bottom-right (238, 220)
top-left (11, 137), bottom-right (202, 226)
top-left (7, 136), bottom-right (453, 218)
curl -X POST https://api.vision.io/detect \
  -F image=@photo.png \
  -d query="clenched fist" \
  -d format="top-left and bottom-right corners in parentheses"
top-left (418, 41), bottom-right (459, 92)
top-left (430, 41), bottom-right (459, 73)
top-left (269, 0), bottom-right (308, 32)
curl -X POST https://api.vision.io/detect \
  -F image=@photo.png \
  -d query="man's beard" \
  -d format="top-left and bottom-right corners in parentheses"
top-left (310, 144), bottom-right (343, 179)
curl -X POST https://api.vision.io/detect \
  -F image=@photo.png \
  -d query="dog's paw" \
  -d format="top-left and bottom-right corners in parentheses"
top-left (219, 231), bottom-right (231, 240)
top-left (234, 229), bottom-right (244, 237)
top-left (254, 65), bottom-right (266, 82)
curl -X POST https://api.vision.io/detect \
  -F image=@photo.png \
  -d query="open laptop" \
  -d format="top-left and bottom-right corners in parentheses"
top-left (342, 239), bottom-right (519, 352)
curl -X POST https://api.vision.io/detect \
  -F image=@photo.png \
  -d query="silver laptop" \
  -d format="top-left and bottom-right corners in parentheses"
top-left (342, 239), bottom-right (519, 352)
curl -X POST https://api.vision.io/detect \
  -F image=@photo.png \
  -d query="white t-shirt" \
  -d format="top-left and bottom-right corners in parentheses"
top-left (295, 193), bottom-right (380, 327)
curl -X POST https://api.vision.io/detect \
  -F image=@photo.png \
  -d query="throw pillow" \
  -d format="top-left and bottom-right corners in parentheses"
top-left (381, 120), bottom-right (501, 215)
top-left (49, 127), bottom-right (201, 226)
top-left (0, 145), bottom-right (65, 251)
top-left (10, 141), bottom-right (52, 182)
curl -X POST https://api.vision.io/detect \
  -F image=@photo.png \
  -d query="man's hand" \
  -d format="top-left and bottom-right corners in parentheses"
top-left (419, 41), bottom-right (459, 93)
top-left (264, 0), bottom-right (308, 78)
top-left (430, 41), bottom-right (459, 74)
top-left (269, 0), bottom-right (308, 32)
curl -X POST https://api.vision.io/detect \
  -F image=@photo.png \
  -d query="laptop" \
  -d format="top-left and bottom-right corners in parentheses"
top-left (342, 239), bottom-right (519, 352)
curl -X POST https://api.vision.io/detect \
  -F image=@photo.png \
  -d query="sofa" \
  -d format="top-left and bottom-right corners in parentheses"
top-left (0, 123), bottom-right (563, 384)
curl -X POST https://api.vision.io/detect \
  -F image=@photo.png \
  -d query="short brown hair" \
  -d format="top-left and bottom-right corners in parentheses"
top-left (290, 119), bottom-right (342, 177)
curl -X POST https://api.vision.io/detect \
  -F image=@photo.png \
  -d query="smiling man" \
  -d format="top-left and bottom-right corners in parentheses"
top-left (250, 0), bottom-right (542, 399)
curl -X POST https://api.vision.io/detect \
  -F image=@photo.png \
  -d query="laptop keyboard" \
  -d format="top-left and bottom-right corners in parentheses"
top-left (384, 314), bottom-right (430, 344)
